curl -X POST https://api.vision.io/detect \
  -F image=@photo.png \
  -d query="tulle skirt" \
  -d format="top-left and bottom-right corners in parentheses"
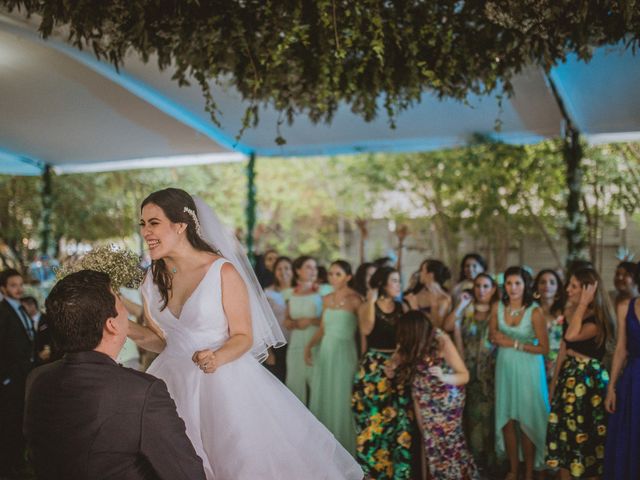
top-left (148, 350), bottom-right (362, 480)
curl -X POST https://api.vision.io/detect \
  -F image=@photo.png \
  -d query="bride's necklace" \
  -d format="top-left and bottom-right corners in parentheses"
top-left (507, 305), bottom-right (524, 317)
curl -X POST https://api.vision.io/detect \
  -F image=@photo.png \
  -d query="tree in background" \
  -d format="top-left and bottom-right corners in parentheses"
top-left (0, 175), bottom-right (41, 271)
top-left (349, 138), bottom-right (568, 271)
top-left (2, 141), bottom-right (640, 275)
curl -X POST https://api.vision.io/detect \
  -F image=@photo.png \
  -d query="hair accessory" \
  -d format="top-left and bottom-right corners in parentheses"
top-left (183, 207), bottom-right (203, 238)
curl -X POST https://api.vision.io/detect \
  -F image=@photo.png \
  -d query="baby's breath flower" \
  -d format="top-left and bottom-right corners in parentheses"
top-left (55, 245), bottom-right (144, 289)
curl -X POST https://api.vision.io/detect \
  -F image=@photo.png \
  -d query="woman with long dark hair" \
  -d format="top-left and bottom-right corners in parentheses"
top-left (405, 259), bottom-right (452, 330)
top-left (534, 269), bottom-right (566, 386)
top-left (264, 256), bottom-right (294, 382)
top-left (352, 267), bottom-right (417, 479)
top-left (546, 268), bottom-right (613, 478)
top-left (446, 273), bottom-right (499, 474)
top-left (390, 311), bottom-right (478, 479)
top-left (451, 253), bottom-right (488, 302)
top-left (128, 188), bottom-right (362, 479)
top-left (611, 261), bottom-right (639, 310)
top-left (305, 260), bottom-right (362, 453)
top-left (490, 266), bottom-right (549, 480)
top-left (352, 262), bottom-right (376, 298)
top-left (605, 262), bottom-right (640, 478)
top-left (283, 255), bottom-right (323, 404)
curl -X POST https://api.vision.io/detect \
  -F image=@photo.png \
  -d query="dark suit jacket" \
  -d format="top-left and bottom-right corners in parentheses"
top-left (24, 351), bottom-right (206, 480)
top-left (0, 298), bottom-right (35, 471)
top-left (0, 298), bottom-right (34, 392)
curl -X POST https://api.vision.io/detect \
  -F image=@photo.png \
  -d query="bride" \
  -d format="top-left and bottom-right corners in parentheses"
top-left (128, 188), bottom-right (362, 480)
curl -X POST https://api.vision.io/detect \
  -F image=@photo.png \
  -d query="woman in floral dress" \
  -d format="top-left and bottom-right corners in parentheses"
top-left (352, 267), bottom-right (418, 479)
top-left (446, 272), bottom-right (498, 474)
top-left (546, 268), bottom-right (613, 478)
top-left (390, 310), bottom-right (478, 479)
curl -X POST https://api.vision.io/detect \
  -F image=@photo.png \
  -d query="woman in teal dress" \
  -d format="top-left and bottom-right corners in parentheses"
top-left (490, 266), bottom-right (550, 480)
top-left (305, 260), bottom-right (362, 454)
top-left (284, 255), bottom-right (324, 405)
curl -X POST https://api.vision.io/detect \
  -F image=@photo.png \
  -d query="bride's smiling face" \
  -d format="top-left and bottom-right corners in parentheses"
top-left (140, 203), bottom-right (185, 260)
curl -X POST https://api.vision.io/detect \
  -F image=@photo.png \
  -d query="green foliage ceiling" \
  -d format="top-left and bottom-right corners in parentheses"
top-left (3, 1), bottom-right (640, 138)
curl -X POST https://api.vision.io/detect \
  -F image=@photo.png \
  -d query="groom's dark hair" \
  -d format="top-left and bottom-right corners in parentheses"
top-left (45, 270), bottom-right (118, 353)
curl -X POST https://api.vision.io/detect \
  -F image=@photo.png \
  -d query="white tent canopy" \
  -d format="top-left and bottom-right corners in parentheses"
top-left (1, 10), bottom-right (640, 176)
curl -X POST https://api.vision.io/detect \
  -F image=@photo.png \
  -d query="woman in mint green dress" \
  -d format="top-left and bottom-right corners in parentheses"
top-left (284, 256), bottom-right (324, 405)
top-left (490, 266), bottom-right (550, 480)
top-left (305, 260), bottom-right (362, 454)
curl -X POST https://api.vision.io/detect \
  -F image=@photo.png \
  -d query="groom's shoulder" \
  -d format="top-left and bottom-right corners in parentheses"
top-left (120, 365), bottom-right (165, 387)
top-left (111, 365), bottom-right (173, 400)
top-left (27, 353), bottom-right (163, 390)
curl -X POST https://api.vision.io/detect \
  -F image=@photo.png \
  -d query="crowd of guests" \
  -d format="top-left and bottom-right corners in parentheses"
top-left (255, 251), bottom-right (640, 480)
top-left (3, 252), bottom-right (640, 479)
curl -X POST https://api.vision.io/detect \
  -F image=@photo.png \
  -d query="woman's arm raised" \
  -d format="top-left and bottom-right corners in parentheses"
top-left (434, 331), bottom-right (469, 386)
top-left (564, 282), bottom-right (598, 342)
top-left (358, 289), bottom-right (378, 336)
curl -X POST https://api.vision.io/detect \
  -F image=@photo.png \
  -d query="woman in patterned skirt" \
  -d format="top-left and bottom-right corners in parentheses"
top-left (390, 310), bottom-right (478, 479)
top-left (352, 267), bottom-right (417, 479)
top-left (446, 272), bottom-right (498, 474)
top-left (546, 268), bottom-right (613, 478)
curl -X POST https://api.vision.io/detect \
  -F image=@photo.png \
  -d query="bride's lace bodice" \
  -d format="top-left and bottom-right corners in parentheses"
top-left (140, 258), bottom-right (230, 356)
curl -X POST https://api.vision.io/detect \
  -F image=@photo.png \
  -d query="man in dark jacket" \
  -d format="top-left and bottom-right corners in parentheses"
top-left (23, 270), bottom-right (206, 480)
top-left (0, 268), bottom-right (34, 478)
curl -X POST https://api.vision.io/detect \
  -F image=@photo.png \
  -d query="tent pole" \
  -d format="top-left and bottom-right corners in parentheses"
top-left (547, 76), bottom-right (586, 266)
top-left (40, 164), bottom-right (53, 257)
top-left (245, 152), bottom-right (257, 266)
top-left (563, 129), bottom-right (586, 264)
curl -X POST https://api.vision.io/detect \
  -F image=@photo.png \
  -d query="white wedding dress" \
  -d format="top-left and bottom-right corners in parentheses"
top-left (141, 258), bottom-right (363, 480)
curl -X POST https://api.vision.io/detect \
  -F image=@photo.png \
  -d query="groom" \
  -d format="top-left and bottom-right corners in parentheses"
top-left (23, 270), bottom-right (206, 480)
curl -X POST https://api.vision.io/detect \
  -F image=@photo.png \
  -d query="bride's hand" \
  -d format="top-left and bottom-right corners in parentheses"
top-left (192, 349), bottom-right (217, 374)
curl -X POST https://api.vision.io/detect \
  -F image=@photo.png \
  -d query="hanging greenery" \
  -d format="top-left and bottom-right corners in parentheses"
top-left (2, 1), bottom-right (639, 141)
